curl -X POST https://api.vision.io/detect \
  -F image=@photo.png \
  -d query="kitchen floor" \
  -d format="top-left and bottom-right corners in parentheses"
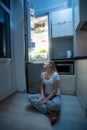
top-left (0, 92), bottom-right (87, 130)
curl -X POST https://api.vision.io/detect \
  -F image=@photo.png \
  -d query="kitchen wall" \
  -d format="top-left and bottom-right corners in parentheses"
top-left (31, 0), bottom-right (72, 16)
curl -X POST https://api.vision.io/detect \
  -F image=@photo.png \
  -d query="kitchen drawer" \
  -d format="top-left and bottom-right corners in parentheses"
top-left (60, 75), bottom-right (76, 95)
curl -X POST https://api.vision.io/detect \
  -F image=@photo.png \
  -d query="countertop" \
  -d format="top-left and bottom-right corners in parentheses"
top-left (51, 56), bottom-right (87, 61)
top-left (26, 56), bottom-right (87, 64)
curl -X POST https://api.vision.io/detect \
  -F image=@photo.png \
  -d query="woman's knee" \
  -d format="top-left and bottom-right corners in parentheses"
top-left (28, 94), bottom-right (34, 102)
top-left (28, 93), bottom-right (40, 104)
top-left (46, 100), bottom-right (61, 111)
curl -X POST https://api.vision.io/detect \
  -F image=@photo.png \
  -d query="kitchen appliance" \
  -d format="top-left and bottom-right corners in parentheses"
top-left (55, 61), bottom-right (74, 75)
top-left (66, 50), bottom-right (72, 58)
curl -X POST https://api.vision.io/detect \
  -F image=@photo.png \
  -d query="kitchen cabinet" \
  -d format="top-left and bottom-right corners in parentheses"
top-left (74, 0), bottom-right (87, 30)
top-left (60, 75), bottom-right (76, 95)
top-left (0, 61), bottom-right (13, 101)
top-left (73, 0), bottom-right (87, 57)
top-left (51, 8), bottom-right (73, 38)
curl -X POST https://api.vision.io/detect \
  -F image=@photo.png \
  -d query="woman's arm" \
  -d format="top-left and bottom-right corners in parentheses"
top-left (43, 80), bottom-right (60, 103)
top-left (40, 79), bottom-right (45, 97)
top-left (37, 79), bottom-right (45, 104)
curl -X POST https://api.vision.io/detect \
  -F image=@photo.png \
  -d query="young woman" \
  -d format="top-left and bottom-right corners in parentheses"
top-left (28, 60), bottom-right (62, 125)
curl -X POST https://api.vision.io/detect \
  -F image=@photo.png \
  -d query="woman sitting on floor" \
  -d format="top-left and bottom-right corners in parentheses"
top-left (28, 60), bottom-right (62, 125)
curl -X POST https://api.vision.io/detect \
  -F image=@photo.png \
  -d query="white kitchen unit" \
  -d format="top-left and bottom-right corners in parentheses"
top-left (0, 60), bottom-right (14, 101)
top-left (60, 75), bottom-right (76, 95)
top-left (51, 8), bottom-right (73, 38)
top-left (76, 59), bottom-right (87, 115)
top-left (74, 0), bottom-right (87, 30)
top-left (73, 0), bottom-right (87, 57)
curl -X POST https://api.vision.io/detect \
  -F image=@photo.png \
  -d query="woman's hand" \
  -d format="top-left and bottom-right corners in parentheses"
top-left (37, 95), bottom-right (45, 104)
top-left (42, 99), bottom-right (47, 104)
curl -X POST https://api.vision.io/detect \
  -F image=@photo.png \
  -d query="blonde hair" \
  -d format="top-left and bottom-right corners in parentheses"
top-left (49, 60), bottom-right (57, 72)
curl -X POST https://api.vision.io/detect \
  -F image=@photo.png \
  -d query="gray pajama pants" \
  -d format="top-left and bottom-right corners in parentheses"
top-left (28, 93), bottom-right (62, 114)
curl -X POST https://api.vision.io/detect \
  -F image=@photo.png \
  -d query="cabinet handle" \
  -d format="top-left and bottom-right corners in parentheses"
top-left (58, 21), bottom-right (66, 24)
top-left (61, 78), bottom-right (68, 80)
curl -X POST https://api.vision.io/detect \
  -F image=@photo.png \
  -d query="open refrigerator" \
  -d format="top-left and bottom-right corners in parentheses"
top-left (28, 10), bottom-right (49, 62)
